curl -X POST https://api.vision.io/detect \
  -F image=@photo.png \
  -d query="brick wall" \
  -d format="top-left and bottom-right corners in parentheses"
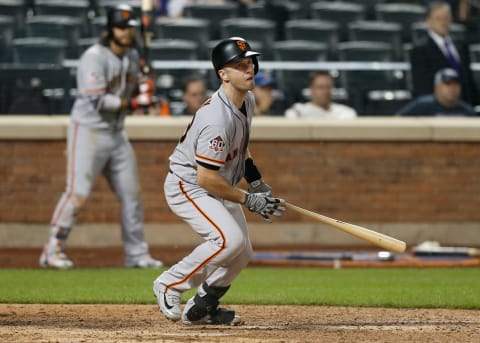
top-left (2, 139), bottom-right (480, 224)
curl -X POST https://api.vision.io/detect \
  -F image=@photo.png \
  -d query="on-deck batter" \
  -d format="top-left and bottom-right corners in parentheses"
top-left (153, 37), bottom-right (285, 325)
top-left (39, 4), bottom-right (162, 269)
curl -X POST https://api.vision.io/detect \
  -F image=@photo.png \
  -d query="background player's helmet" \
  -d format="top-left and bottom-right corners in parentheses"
top-left (107, 4), bottom-right (138, 31)
top-left (212, 37), bottom-right (261, 78)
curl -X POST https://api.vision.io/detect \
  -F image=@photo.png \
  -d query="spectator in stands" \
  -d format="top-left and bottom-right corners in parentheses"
top-left (173, 74), bottom-right (207, 115)
top-left (253, 71), bottom-right (281, 116)
top-left (396, 68), bottom-right (476, 116)
top-left (410, 1), bottom-right (478, 105)
top-left (284, 71), bottom-right (357, 119)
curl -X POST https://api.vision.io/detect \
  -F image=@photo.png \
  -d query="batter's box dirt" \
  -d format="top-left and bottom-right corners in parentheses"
top-left (1, 304), bottom-right (479, 343)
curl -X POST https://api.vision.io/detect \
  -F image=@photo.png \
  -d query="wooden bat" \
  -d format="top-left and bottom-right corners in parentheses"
top-left (140, 0), bottom-right (154, 75)
top-left (285, 202), bottom-right (407, 253)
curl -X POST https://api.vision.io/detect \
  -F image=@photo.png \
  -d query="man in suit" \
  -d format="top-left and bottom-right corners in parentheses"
top-left (410, 1), bottom-right (477, 105)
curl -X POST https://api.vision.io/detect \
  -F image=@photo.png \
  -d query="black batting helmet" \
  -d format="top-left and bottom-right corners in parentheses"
top-left (211, 37), bottom-right (260, 78)
top-left (107, 4), bottom-right (138, 31)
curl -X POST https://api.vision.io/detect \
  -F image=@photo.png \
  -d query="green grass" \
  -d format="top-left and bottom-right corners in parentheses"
top-left (1, 267), bottom-right (479, 309)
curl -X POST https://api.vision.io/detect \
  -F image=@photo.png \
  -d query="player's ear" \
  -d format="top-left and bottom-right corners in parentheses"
top-left (218, 69), bottom-right (229, 82)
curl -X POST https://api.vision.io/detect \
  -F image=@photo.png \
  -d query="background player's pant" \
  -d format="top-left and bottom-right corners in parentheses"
top-left (160, 172), bottom-right (252, 294)
top-left (49, 122), bottom-right (149, 259)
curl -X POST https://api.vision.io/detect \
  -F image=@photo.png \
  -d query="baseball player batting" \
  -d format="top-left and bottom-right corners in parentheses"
top-left (39, 4), bottom-right (162, 269)
top-left (153, 37), bottom-right (285, 325)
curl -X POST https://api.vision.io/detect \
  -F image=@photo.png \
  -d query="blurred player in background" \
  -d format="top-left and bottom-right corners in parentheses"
top-left (39, 4), bottom-right (163, 269)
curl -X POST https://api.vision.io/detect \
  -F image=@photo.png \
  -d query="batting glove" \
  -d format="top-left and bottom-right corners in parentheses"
top-left (244, 193), bottom-right (285, 223)
top-left (130, 92), bottom-right (153, 111)
top-left (248, 179), bottom-right (272, 196)
top-left (138, 78), bottom-right (154, 94)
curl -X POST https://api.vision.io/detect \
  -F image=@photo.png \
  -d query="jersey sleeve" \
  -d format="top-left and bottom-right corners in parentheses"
top-left (195, 125), bottom-right (229, 169)
top-left (77, 50), bottom-right (107, 98)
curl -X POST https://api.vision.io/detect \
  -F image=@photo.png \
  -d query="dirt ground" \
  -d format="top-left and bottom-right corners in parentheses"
top-left (2, 248), bottom-right (480, 342)
top-left (1, 304), bottom-right (480, 343)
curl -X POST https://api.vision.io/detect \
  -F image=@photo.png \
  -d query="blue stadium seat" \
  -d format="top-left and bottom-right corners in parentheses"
top-left (154, 17), bottom-right (210, 59)
top-left (347, 21), bottom-right (403, 60)
top-left (220, 18), bottom-right (276, 59)
top-left (13, 37), bottom-right (67, 65)
top-left (0, 15), bottom-right (15, 62)
top-left (285, 19), bottom-right (340, 59)
top-left (183, 3), bottom-right (238, 40)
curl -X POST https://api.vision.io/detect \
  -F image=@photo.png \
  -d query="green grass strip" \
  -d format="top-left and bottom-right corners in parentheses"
top-left (0, 267), bottom-right (479, 309)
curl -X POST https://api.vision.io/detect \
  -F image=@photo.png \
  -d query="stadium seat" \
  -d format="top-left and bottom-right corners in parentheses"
top-left (272, 40), bottom-right (329, 106)
top-left (0, 15), bottom-right (14, 62)
top-left (77, 37), bottom-right (97, 57)
top-left (220, 18), bottom-right (276, 59)
top-left (311, 1), bottom-right (366, 41)
top-left (89, 16), bottom-right (106, 37)
top-left (337, 41), bottom-right (405, 112)
top-left (347, 21), bottom-right (403, 60)
top-left (149, 39), bottom-right (198, 61)
top-left (148, 39), bottom-right (200, 90)
top-left (247, 1), bottom-right (303, 19)
top-left (34, 0), bottom-right (91, 36)
top-left (285, 19), bottom-right (340, 59)
top-left (183, 3), bottom-right (238, 40)
top-left (25, 15), bottom-right (84, 58)
top-left (411, 21), bottom-right (467, 45)
top-left (154, 17), bottom-right (210, 59)
top-left (0, 0), bottom-right (26, 35)
top-left (13, 37), bottom-right (67, 65)
top-left (364, 89), bottom-right (412, 116)
top-left (469, 43), bottom-right (480, 90)
top-left (375, 3), bottom-right (426, 42)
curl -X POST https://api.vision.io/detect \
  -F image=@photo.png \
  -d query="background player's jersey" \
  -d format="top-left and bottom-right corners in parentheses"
top-left (169, 86), bottom-right (255, 187)
top-left (71, 43), bottom-right (140, 130)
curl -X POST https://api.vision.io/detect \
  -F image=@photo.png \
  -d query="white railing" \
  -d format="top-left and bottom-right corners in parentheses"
top-left (62, 60), bottom-right (480, 71)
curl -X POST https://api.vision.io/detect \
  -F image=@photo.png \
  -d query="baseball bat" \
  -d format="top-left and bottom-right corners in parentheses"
top-left (285, 202), bottom-right (407, 253)
top-left (140, 0), bottom-right (154, 75)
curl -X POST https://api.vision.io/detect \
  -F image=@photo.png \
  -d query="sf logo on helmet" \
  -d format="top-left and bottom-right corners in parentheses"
top-left (236, 40), bottom-right (247, 51)
top-left (122, 10), bottom-right (131, 19)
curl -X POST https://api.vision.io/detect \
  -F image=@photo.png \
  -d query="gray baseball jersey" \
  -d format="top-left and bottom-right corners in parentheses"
top-left (71, 43), bottom-right (139, 130)
top-left (155, 85), bottom-right (255, 295)
top-left (48, 42), bottom-right (151, 264)
top-left (169, 86), bottom-right (254, 187)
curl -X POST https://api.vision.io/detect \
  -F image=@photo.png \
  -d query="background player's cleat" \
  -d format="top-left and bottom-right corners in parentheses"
top-left (153, 279), bottom-right (182, 321)
top-left (39, 245), bottom-right (74, 269)
top-left (126, 255), bottom-right (164, 268)
top-left (181, 297), bottom-right (242, 326)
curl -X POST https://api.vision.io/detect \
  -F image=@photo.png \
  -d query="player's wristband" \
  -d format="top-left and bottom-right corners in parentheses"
top-left (244, 158), bottom-right (262, 183)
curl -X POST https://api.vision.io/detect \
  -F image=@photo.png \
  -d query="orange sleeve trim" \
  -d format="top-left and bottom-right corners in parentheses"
top-left (195, 153), bottom-right (225, 166)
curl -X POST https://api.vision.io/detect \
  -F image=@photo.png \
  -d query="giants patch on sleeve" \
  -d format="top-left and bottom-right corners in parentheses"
top-left (209, 136), bottom-right (225, 152)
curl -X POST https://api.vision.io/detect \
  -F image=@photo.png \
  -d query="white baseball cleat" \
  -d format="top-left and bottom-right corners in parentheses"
top-left (153, 279), bottom-right (182, 321)
top-left (39, 245), bottom-right (74, 269)
top-left (126, 255), bottom-right (164, 269)
top-left (181, 297), bottom-right (242, 326)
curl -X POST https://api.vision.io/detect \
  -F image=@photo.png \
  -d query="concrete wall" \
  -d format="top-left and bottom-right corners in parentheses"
top-left (1, 116), bottom-right (479, 248)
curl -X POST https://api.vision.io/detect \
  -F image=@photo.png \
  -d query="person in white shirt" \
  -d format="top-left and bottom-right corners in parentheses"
top-left (284, 71), bottom-right (357, 119)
